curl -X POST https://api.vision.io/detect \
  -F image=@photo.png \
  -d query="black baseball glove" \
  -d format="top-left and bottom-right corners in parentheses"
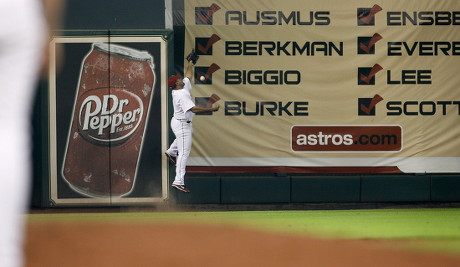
top-left (186, 49), bottom-right (199, 64)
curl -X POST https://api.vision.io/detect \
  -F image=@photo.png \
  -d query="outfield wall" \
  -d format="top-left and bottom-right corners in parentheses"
top-left (31, 0), bottom-right (460, 207)
top-left (170, 0), bottom-right (460, 205)
top-left (171, 173), bottom-right (460, 204)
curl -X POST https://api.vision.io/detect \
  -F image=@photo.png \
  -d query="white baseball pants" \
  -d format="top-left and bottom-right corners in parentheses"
top-left (167, 118), bottom-right (193, 186)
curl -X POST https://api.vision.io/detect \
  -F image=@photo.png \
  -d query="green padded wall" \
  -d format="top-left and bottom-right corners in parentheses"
top-left (431, 175), bottom-right (460, 202)
top-left (361, 175), bottom-right (430, 202)
top-left (170, 176), bottom-right (221, 204)
top-left (291, 176), bottom-right (360, 203)
top-left (221, 177), bottom-right (290, 204)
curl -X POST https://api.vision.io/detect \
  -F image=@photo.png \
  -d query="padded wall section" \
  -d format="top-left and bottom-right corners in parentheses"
top-left (171, 176), bottom-right (221, 204)
top-left (291, 176), bottom-right (361, 203)
top-left (431, 175), bottom-right (460, 202)
top-left (361, 175), bottom-right (431, 202)
top-left (221, 177), bottom-right (290, 204)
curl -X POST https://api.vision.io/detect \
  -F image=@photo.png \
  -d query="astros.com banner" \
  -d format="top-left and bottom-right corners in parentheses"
top-left (184, 0), bottom-right (460, 173)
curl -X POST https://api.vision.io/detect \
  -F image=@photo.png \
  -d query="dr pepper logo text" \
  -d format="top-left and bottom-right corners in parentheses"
top-left (77, 88), bottom-right (144, 145)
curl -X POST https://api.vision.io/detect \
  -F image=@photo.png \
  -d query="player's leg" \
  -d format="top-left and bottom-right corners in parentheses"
top-left (171, 122), bottom-right (192, 186)
top-left (166, 139), bottom-right (178, 157)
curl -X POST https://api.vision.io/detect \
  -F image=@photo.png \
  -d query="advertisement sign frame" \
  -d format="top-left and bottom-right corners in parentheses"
top-left (48, 35), bottom-right (169, 205)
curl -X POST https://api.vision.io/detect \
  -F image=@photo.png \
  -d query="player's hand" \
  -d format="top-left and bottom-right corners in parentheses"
top-left (186, 49), bottom-right (200, 65)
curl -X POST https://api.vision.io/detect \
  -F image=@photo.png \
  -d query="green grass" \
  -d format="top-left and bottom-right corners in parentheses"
top-left (28, 208), bottom-right (460, 255)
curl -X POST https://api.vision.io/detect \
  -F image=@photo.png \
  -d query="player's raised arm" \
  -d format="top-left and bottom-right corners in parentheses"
top-left (184, 49), bottom-right (199, 80)
top-left (184, 60), bottom-right (194, 80)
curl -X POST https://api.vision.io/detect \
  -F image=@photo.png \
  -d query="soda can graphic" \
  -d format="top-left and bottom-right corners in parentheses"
top-left (62, 43), bottom-right (155, 197)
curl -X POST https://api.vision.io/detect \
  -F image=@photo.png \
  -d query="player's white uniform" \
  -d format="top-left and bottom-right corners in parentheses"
top-left (166, 77), bottom-right (195, 186)
top-left (0, 0), bottom-right (46, 266)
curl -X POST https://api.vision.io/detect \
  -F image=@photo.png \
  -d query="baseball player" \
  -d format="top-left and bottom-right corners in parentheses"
top-left (165, 53), bottom-right (219, 193)
top-left (0, 0), bottom-right (49, 266)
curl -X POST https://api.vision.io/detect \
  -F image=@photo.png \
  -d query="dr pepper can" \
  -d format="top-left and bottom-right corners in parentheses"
top-left (62, 43), bottom-right (155, 197)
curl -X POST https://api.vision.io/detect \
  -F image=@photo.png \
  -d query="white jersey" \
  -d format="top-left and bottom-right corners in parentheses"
top-left (183, 76), bottom-right (192, 91)
top-left (172, 77), bottom-right (195, 121)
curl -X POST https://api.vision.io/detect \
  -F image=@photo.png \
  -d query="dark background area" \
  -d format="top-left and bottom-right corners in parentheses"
top-left (62, 0), bottom-right (166, 30)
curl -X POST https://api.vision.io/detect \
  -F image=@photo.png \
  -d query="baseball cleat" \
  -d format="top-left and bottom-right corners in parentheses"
top-left (172, 184), bottom-right (191, 193)
top-left (165, 152), bottom-right (177, 165)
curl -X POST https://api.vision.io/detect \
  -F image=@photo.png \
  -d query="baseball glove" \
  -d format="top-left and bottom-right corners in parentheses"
top-left (186, 49), bottom-right (199, 64)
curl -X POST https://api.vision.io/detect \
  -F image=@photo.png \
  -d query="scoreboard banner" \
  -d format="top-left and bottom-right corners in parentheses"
top-left (183, 0), bottom-right (460, 173)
